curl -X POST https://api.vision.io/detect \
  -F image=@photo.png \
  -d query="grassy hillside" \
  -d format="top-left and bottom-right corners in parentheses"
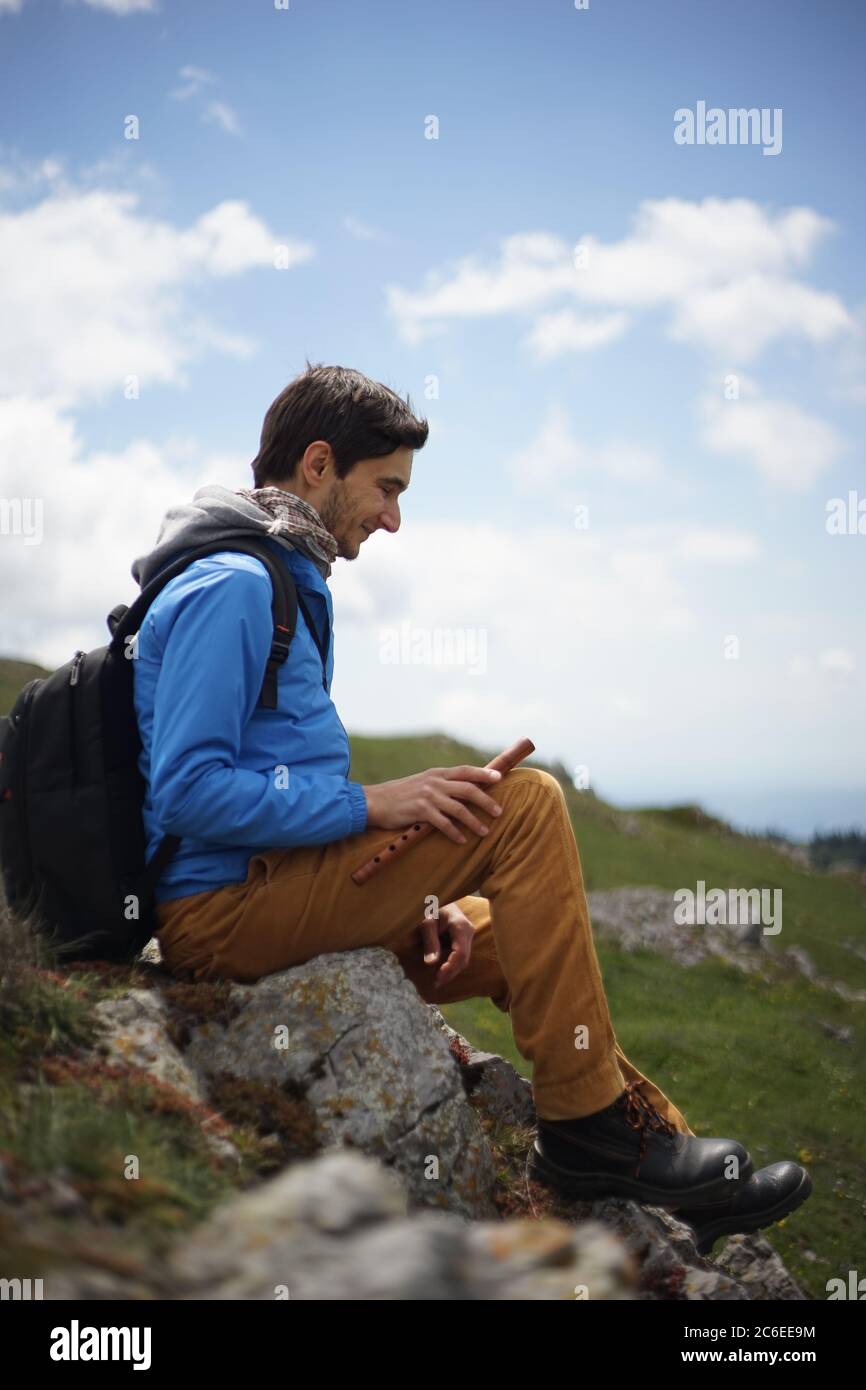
top-left (0, 656), bottom-right (51, 717)
top-left (2, 659), bottom-right (864, 1295)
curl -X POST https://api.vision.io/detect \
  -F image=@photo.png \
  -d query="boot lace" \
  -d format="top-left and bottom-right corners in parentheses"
top-left (619, 1080), bottom-right (678, 1175)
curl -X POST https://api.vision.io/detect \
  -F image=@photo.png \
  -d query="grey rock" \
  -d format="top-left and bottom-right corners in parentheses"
top-left (586, 886), bottom-right (769, 973)
top-left (816, 1019), bottom-right (853, 1044)
top-left (165, 1149), bottom-right (639, 1301)
top-left (429, 1010), bottom-right (537, 1128)
top-left (597, 1200), bottom-right (748, 1300)
top-left (587, 886), bottom-right (866, 1000)
top-left (92, 988), bottom-right (239, 1166)
top-left (182, 948), bottom-right (498, 1219)
top-left (93, 989), bottom-right (204, 1104)
top-left (780, 945), bottom-right (866, 1003)
top-left (713, 1233), bottom-right (808, 1299)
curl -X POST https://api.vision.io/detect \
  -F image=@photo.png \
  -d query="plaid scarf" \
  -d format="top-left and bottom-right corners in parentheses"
top-left (234, 486), bottom-right (339, 578)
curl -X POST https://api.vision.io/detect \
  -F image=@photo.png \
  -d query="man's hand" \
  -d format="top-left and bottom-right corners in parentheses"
top-left (362, 764), bottom-right (503, 844)
top-left (418, 902), bottom-right (474, 991)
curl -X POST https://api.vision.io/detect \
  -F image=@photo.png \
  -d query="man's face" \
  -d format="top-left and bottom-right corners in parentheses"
top-left (317, 446), bottom-right (412, 561)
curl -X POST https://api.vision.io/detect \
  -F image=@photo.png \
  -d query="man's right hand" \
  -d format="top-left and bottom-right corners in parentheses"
top-left (362, 765), bottom-right (504, 845)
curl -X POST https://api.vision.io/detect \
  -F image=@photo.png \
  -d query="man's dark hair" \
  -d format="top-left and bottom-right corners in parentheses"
top-left (251, 361), bottom-right (429, 487)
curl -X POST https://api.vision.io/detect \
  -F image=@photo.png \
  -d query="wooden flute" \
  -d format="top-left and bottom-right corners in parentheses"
top-left (350, 737), bottom-right (536, 886)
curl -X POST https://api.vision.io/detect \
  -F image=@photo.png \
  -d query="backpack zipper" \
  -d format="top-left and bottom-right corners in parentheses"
top-left (67, 651), bottom-right (86, 784)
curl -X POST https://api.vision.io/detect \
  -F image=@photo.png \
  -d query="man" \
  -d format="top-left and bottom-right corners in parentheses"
top-left (130, 361), bottom-right (810, 1255)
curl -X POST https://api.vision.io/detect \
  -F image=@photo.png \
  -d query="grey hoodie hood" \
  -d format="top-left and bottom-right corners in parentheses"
top-left (131, 483), bottom-right (332, 591)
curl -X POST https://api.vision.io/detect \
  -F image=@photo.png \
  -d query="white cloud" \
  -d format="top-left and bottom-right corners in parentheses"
top-left (0, 148), bottom-right (162, 198)
top-left (670, 274), bottom-right (851, 360)
top-left (505, 405), bottom-right (583, 493)
top-left (504, 404), bottom-right (666, 498)
top-left (387, 197), bottom-right (853, 364)
top-left (576, 198), bottom-right (830, 303)
top-left (0, 396), bottom-right (223, 666)
top-left (675, 528), bottom-right (761, 563)
top-left (0, 152), bottom-right (66, 190)
top-left (203, 101), bottom-right (242, 137)
top-left (433, 688), bottom-right (553, 748)
top-left (700, 384), bottom-right (844, 491)
top-left (829, 300), bottom-right (866, 404)
top-left (611, 693), bottom-right (650, 719)
top-left (787, 655), bottom-right (809, 679)
top-left (189, 200), bottom-right (285, 273)
top-left (595, 442), bottom-right (666, 484)
top-left (169, 65), bottom-right (240, 136)
top-left (1, 0), bottom-right (159, 10)
top-left (332, 518), bottom-right (700, 656)
top-left (80, 0), bottom-right (157, 12)
top-left (819, 648), bottom-right (856, 673)
top-left (524, 308), bottom-right (628, 361)
top-left (387, 230), bottom-right (576, 341)
top-left (0, 188), bottom-right (313, 405)
top-left (170, 66), bottom-right (216, 102)
top-left (343, 215), bottom-right (390, 243)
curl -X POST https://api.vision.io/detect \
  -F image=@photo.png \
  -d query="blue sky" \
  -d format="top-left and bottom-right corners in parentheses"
top-left (1, 0), bottom-right (864, 839)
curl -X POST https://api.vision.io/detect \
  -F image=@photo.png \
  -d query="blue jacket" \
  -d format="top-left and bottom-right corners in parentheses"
top-left (132, 536), bottom-right (369, 903)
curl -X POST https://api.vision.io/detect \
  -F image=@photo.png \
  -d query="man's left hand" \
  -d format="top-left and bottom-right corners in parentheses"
top-left (418, 902), bottom-right (474, 991)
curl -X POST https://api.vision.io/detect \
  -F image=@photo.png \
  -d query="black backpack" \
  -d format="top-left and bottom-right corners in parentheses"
top-left (0, 536), bottom-right (325, 964)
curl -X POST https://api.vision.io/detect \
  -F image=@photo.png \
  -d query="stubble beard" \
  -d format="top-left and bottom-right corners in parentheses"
top-left (319, 481), bottom-right (360, 562)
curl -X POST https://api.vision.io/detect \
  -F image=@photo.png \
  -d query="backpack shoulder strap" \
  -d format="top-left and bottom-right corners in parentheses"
top-left (109, 536), bottom-right (299, 710)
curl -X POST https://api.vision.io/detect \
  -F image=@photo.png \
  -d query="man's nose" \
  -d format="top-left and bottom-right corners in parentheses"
top-left (378, 501), bottom-right (401, 534)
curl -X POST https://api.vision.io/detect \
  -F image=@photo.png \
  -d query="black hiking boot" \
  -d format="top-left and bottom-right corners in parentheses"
top-left (671, 1160), bottom-right (813, 1254)
top-left (528, 1080), bottom-right (753, 1207)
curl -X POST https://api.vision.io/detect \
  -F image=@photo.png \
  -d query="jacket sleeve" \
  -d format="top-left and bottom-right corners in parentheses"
top-left (146, 559), bottom-right (369, 848)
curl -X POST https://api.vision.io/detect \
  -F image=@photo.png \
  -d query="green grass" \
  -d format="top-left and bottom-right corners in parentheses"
top-left (0, 656), bottom-right (49, 717)
top-left (2, 1075), bottom-right (235, 1231)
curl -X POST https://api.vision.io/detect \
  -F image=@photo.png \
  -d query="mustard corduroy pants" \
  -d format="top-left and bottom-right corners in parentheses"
top-left (155, 766), bottom-right (694, 1131)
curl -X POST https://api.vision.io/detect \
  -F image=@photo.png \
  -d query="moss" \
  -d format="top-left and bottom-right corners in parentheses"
top-left (38, 1054), bottom-right (234, 1146)
top-left (207, 1073), bottom-right (321, 1167)
top-left (154, 979), bottom-right (242, 1050)
top-left (289, 975), bottom-right (346, 1025)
